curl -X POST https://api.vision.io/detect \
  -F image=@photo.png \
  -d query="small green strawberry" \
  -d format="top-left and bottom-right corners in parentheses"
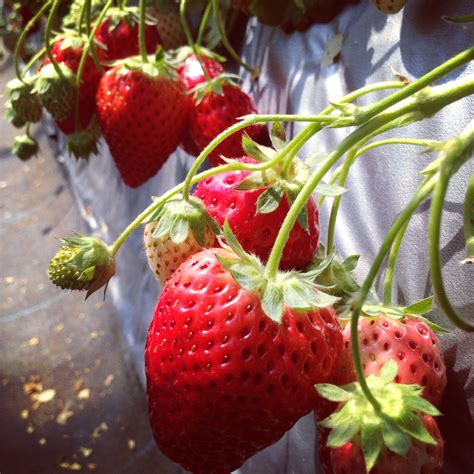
top-left (12, 133), bottom-right (39, 161)
top-left (35, 63), bottom-right (76, 122)
top-left (5, 78), bottom-right (42, 127)
top-left (143, 195), bottom-right (218, 285)
top-left (48, 234), bottom-right (115, 297)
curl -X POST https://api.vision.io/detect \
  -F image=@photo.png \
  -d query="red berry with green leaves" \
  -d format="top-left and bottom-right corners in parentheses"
top-left (95, 13), bottom-right (160, 65)
top-left (318, 414), bottom-right (443, 474)
top-left (193, 159), bottom-right (320, 270)
top-left (177, 53), bottom-right (224, 90)
top-left (145, 247), bottom-right (342, 474)
top-left (42, 38), bottom-right (101, 134)
top-left (333, 315), bottom-right (446, 407)
top-left (188, 83), bottom-right (266, 165)
top-left (96, 62), bottom-right (189, 187)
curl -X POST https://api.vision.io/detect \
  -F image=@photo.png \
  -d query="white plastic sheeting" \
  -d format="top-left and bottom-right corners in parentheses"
top-left (59, 1), bottom-right (473, 472)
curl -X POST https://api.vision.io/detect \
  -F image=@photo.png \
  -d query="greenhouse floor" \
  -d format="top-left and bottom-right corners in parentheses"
top-left (0, 58), bottom-right (161, 473)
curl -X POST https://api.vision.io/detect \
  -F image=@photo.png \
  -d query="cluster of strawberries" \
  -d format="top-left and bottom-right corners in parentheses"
top-left (141, 148), bottom-right (447, 472)
top-left (6, 5), bottom-right (265, 187)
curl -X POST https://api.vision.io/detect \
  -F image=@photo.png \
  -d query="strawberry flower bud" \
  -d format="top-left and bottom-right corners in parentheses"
top-left (48, 235), bottom-right (115, 297)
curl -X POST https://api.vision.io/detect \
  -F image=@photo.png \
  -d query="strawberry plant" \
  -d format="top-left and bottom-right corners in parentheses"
top-left (5, 0), bottom-right (473, 472)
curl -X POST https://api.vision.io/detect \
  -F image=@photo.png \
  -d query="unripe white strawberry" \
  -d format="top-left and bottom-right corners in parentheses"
top-left (144, 223), bottom-right (215, 285)
top-left (371, 0), bottom-right (407, 14)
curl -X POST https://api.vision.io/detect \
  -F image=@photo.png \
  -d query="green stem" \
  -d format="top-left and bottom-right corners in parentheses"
top-left (345, 46), bottom-right (474, 128)
top-left (265, 78), bottom-right (474, 279)
top-left (463, 174), bottom-right (474, 260)
top-left (44, 0), bottom-right (63, 76)
top-left (352, 175), bottom-right (437, 409)
top-left (21, 47), bottom-right (47, 79)
top-left (111, 159), bottom-right (287, 255)
top-left (428, 126), bottom-right (474, 332)
top-left (179, 0), bottom-right (211, 83)
top-left (139, 0), bottom-right (148, 64)
top-left (196, 1), bottom-right (212, 47)
top-left (74, 0), bottom-right (112, 132)
top-left (13, 1), bottom-right (52, 81)
top-left (383, 219), bottom-right (410, 306)
top-left (180, 114), bottom-right (338, 201)
top-left (211, 0), bottom-right (257, 77)
top-left (78, 0), bottom-right (87, 35)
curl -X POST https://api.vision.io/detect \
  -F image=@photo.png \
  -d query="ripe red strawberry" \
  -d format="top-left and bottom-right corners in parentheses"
top-left (41, 38), bottom-right (101, 134)
top-left (177, 52), bottom-right (224, 156)
top-left (152, 7), bottom-right (187, 50)
top-left (188, 82), bottom-right (266, 166)
top-left (95, 13), bottom-right (161, 65)
top-left (318, 414), bottom-right (444, 474)
top-left (145, 247), bottom-right (342, 473)
top-left (333, 315), bottom-right (447, 407)
top-left (96, 61), bottom-right (189, 187)
top-left (193, 160), bottom-right (320, 270)
top-left (177, 53), bottom-right (224, 91)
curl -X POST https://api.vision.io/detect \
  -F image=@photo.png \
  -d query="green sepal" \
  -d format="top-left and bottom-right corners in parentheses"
top-left (6, 78), bottom-right (42, 125)
top-left (361, 422), bottom-right (383, 471)
top-left (314, 181), bottom-right (346, 197)
top-left (403, 296), bottom-right (433, 315)
top-left (270, 121), bottom-right (286, 151)
top-left (242, 134), bottom-right (277, 163)
top-left (66, 117), bottom-right (101, 160)
top-left (286, 187), bottom-right (309, 231)
top-left (12, 133), bottom-right (39, 161)
top-left (362, 304), bottom-right (406, 319)
top-left (316, 362), bottom-right (443, 472)
top-left (314, 384), bottom-right (351, 402)
top-left (257, 184), bottom-right (284, 214)
top-left (148, 195), bottom-right (219, 247)
top-left (262, 281), bottom-right (284, 322)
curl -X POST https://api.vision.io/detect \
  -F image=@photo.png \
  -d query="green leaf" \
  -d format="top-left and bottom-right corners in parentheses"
top-left (404, 396), bottom-right (442, 417)
top-left (262, 282), bottom-right (284, 322)
top-left (256, 184), bottom-right (284, 214)
top-left (315, 384), bottom-right (351, 402)
top-left (361, 422), bottom-right (383, 472)
top-left (270, 121), bottom-right (286, 151)
top-left (314, 181), bottom-right (347, 197)
top-left (396, 410), bottom-right (436, 445)
top-left (379, 359), bottom-right (398, 384)
top-left (443, 13), bottom-right (474, 24)
top-left (327, 421), bottom-right (359, 448)
top-left (403, 297), bottom-right (433, 315)
top-left (382, 422), bottom-right (411, 456)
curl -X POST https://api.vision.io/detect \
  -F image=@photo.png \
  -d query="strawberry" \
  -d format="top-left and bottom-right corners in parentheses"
top-left (145, 245), bottom-right (342, 473)
top-left (188, 81), bottom-right (266, 166)
top-left (95, 53), bottom-right (189, 187)
top-left (333, 314), bottom-right (446, 407)
top-left (39, 37), bottom-right (101, 134)
top-left (94, 8), bottom-right (161, 65)
top-left (152, 7), bottom-right (187, 50)
top-left (143, 195), bottom-right (218, 285)
top-left (193, 158), bottom-right (320, 270)
top-left (319, 414), bottom-right (444, 474)
top-left (316, 361), bottom-right (444, 474)
top-left (371, 0), bottom-right (407, 14)
top-left (5, 77), bottom-right (42, 128)
top-left (177, 52), bottom-right (224, 91)
top-left (176, 50), bottom-right (224, 156)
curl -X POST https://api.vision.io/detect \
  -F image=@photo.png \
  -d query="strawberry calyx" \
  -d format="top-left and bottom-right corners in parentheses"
top-left (217, 220), bottom-right (338, 322)
top-left (109, 47), bottom-right (177, 81)
top-left (48, 234), bottom-right (115, 298)
top-left (5, 77), bottom-right (42, 127)
top-left (66, 116), bottom-right (101, 160)
top-left (99, 5), bottom-right (157, 32)
top-left (316, 360), bottom-right (442, 472)
top-left (171, 45), bottom-right (226, 67)
top-left (143, 194), bottom-right (221, 247)
top-left (190, 73), bottom-right (242, 102)
top-left (12, 132), bottom-right (39, 161)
